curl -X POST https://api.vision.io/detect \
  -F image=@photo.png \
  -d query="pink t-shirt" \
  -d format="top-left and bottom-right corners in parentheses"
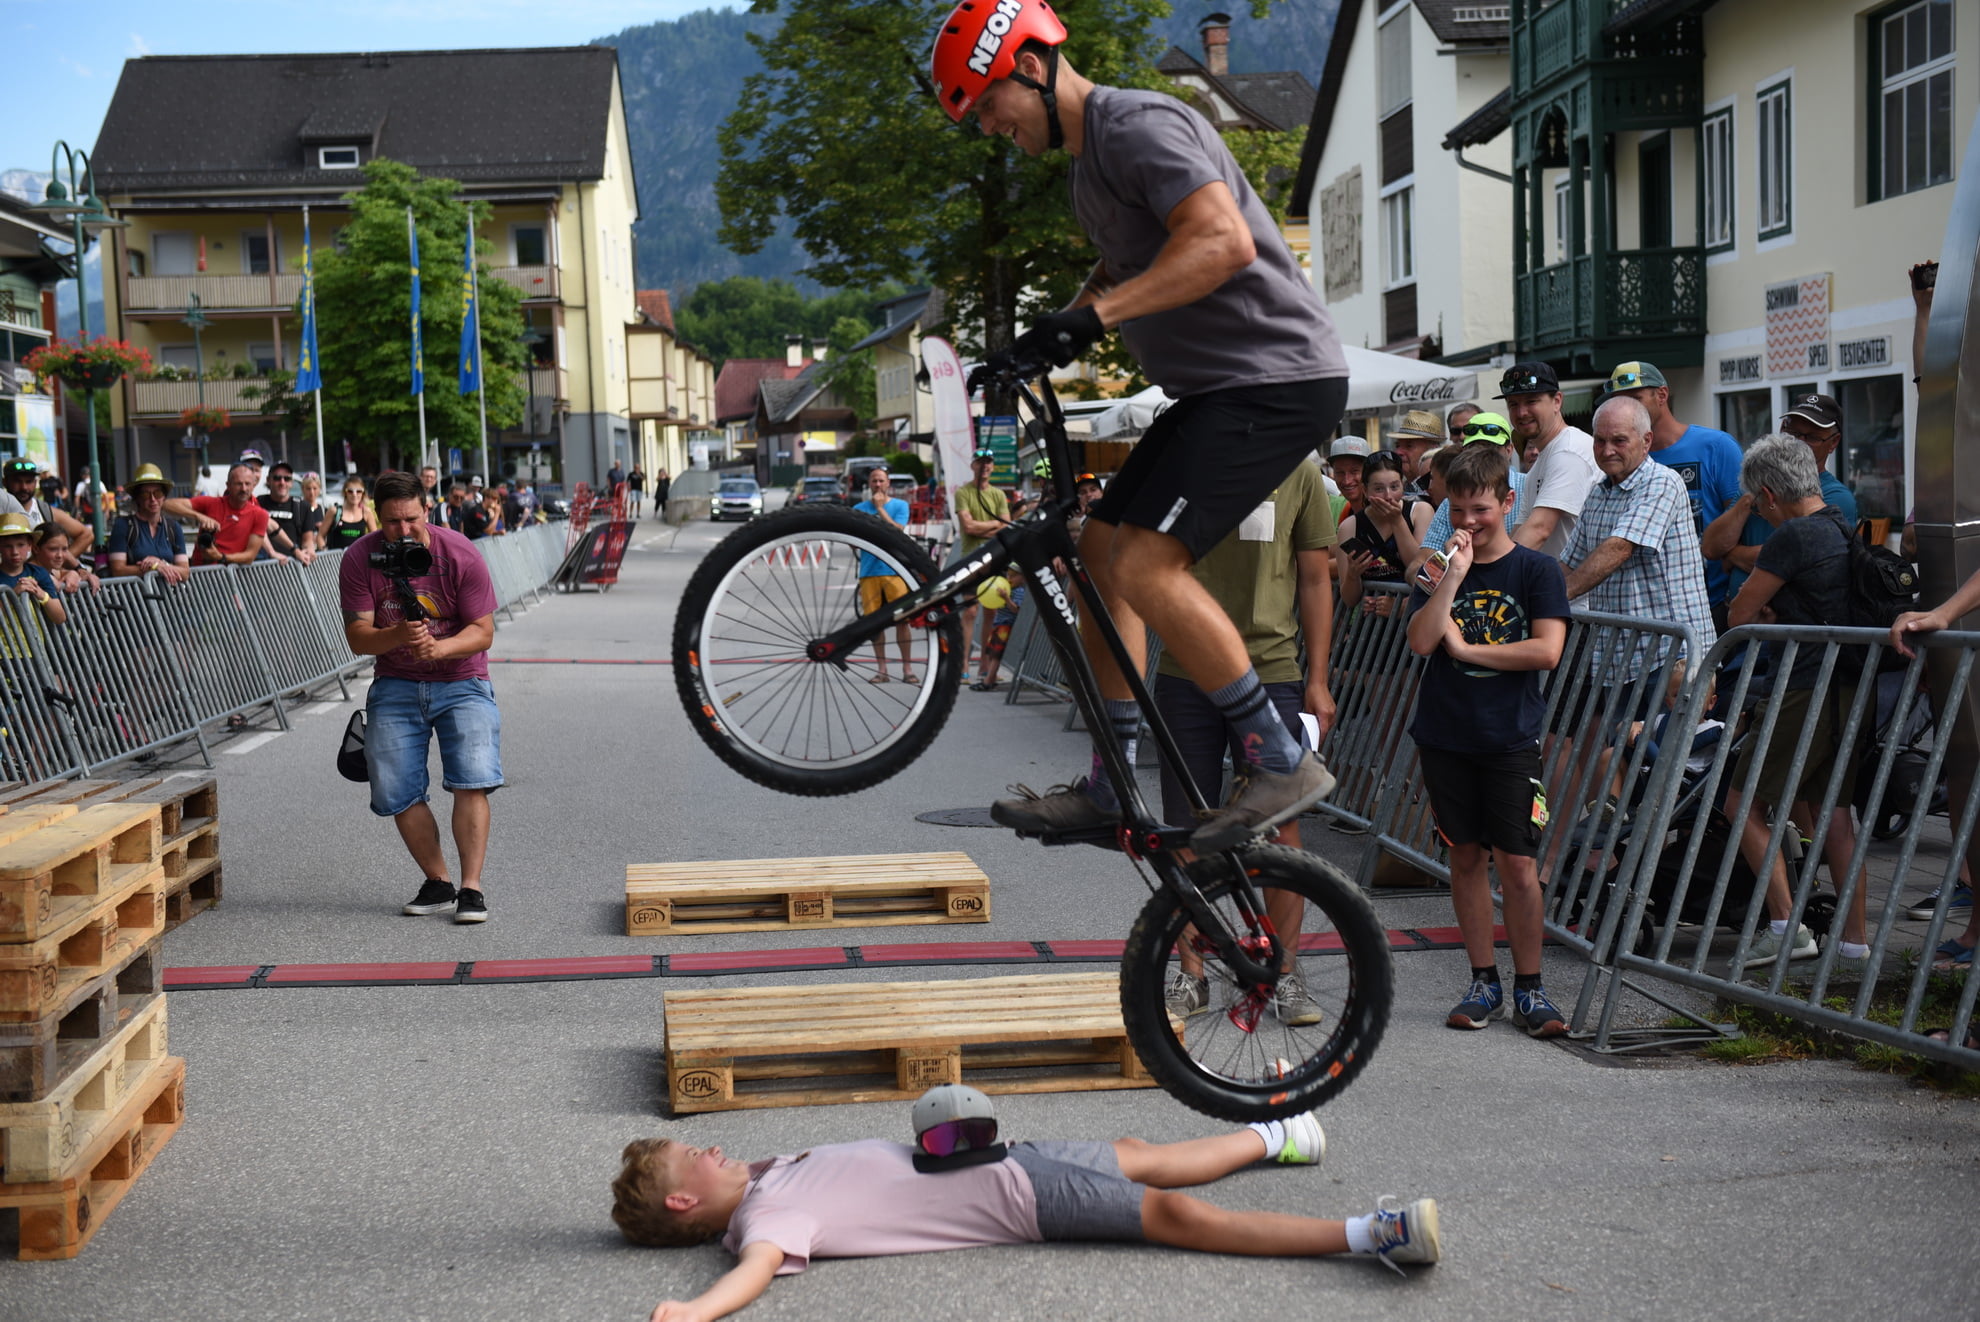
top-left (722, 1141), bottom-right (1040, 1274)
top-left (337, 526), bottom-right (498, 682)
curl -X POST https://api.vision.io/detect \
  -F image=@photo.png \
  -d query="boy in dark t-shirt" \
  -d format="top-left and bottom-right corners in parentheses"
top-left (1406, 445), bottom-right (1572, 1038)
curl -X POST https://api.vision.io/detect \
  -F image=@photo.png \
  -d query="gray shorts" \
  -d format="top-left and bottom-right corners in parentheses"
top-left (1008, 1141), bottom-right (1147, 1242)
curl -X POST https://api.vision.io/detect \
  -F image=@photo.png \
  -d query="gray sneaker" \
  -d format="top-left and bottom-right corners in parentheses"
top-left (1367, 1196), bottom-right (1441, 1272)
top-left (990, 778), bottom-right (1121, 834)
top-left (1190, 751), bottom-right (1337, 853)
top-left (1165, 970), bottom-right (1209, 1020)
top-left (1741, 923), bottom-right (1818, 968)
top-left (1273, 970), bottom-right (1324, 1026)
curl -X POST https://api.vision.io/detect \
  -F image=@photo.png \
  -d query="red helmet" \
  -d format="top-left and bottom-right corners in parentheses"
top-left (930, 0), bottom-right (1068, 123)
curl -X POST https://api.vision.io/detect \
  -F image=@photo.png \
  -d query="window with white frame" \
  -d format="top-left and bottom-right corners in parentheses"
top-left (1701, 107), bottom-right (1735, 251)
top-left (1377, 5), bottom-right (1411, 119)
top-left (1382, 184), bottom-right (1414, 288)
top-left (1553, 178), bottom-right (1570, 264)
top-left (1875, 0), bottom-right (1954, 200)
top-left (318, 146), bottom-right (360, 169)
top-left (1756, 79), bottom-right (1792, 239)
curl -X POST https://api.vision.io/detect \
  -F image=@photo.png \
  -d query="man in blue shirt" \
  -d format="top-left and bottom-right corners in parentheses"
top-left (1701, 393), bottom-right (1861, 594)
top-left (852, 466), bottom-right (919, 685)
top-left (1601, 360), bottom-right (1741, 630)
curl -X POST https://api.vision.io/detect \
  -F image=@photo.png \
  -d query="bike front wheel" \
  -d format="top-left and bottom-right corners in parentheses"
top-left (673, 505), bottom-right (966, 795)
top-left (1120, 845), bottom-right (1392, 1122)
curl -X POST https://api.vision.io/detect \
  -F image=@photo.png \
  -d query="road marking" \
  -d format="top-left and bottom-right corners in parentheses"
top-left (223, 731), bottom-right (281, 754)
top-left (298, 702), bottom-right (343, 719)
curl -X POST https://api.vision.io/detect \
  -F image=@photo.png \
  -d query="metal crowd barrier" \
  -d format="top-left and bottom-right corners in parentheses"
top-left (0, 523), bottom-right (568, 785)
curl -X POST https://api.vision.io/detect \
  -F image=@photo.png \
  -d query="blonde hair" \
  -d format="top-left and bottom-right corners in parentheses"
top-left (611, 1138), bottom-right (723, 1248)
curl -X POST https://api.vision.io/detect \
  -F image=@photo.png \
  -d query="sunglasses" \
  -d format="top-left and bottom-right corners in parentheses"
top-left (1500, 372), bottom-right (1547, 393)
top-left (1607, 371), bottom-right (1650, 390)
top-left (1462, 422), bottom-right (1511, 440)
top-left (972, 452), bottom-right (996, 461)
top-left (917, 1117), bottom-right (998, 1158)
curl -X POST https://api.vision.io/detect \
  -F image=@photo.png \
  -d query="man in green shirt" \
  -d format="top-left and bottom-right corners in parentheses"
top-left (1153, 458), bottom-right (1337, 1025)
top-left (955, 448), bottom-right (1011, 682)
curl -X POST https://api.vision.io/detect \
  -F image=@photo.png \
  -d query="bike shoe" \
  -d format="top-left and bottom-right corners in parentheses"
top-left (990, 778), bottom-right (1121, 835)
top-left (1189, 751), bottom-right (1336, 854)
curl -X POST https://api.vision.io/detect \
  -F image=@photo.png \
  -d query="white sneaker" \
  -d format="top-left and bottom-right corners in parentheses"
top-left (1269, 1110), bottom-right (1327, 1165)
top-left (1741, 923), bottom-right (1817, 968)
top-left (1367, 1196), bottom-right (1441, 1271)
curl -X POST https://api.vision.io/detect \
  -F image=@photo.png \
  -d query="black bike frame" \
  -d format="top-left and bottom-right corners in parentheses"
top-left (808, 374), bottom-right (1285, 988)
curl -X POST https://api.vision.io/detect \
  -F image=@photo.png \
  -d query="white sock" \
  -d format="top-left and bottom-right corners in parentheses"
top-left (1245, 1120), bottom-right (1283, 1157)
top-left (1344, 1213), bottom-right (1377, 1254)
top-left (1840, 940), bottom-right (1871, 959)
top-left (1769, 919), bottom-right (1789, 936)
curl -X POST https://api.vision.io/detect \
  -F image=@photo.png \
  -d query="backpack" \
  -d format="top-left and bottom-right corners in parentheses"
top-left (1825, 509), bottom-right (1917, 630)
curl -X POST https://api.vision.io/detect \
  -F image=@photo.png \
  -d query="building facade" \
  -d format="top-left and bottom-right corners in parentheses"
top-left (90, 47), bottom-right (643, 489)
top-left (0, 194), bottom-right (69, 474)
top-left (628, 289), bottom-right (719, 486)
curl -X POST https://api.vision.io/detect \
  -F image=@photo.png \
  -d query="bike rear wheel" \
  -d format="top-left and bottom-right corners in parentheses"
top-left (673, 505), bottom-right (966, 795)
top-left (1120, 845), bottom-right (1392, 1122)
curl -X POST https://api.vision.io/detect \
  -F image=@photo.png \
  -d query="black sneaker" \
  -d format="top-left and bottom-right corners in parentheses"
top-left (403, 878), bottom-right (457, 915)
top-left (990, 778), bottom-right (1121, 834)
top-left (454, 887), bottom-right (488, 924)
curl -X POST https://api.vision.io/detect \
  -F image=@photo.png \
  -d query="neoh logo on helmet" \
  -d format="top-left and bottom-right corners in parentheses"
top-left (931, 0), bottom-right (1068, 122)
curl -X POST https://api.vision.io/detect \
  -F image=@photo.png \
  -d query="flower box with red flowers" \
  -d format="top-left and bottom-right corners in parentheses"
top-left (23, 337), bottom-right (154, 391)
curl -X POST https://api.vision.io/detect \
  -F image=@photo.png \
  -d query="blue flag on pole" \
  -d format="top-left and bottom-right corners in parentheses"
top-left (295, 208), bottom-right (322, 393)
top-left (408, 208), bottom-right (424, 396)
top-left (458, 222), bottom-right (480, 395)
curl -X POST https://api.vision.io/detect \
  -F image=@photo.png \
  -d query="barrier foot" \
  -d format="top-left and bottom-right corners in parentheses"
top-left (1582, 965), bottom-right (1739, 1055)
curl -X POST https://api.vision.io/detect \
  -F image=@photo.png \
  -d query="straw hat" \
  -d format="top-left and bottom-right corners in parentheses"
top-left (1387, 409), bottom-right (1444, 442)
top-left (129, 463), bottom-right (171, 493)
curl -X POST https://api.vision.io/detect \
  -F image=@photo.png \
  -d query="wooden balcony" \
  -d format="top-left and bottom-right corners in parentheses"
top-left (129, 376), bottom-right (278, 419)
top-left (126, 274), bottom-right (303, 314)
top-left (1516, 246), bottom-right (1704, 370)
top-left (491, 265), bottom-right (559, 300)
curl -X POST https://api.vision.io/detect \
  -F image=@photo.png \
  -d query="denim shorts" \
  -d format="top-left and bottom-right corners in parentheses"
top-left (366, 676), bottom-right (505, 817)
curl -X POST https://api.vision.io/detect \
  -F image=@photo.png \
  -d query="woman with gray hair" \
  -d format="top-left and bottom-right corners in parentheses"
top-left (1722, 433), bottom-right (1871, 974)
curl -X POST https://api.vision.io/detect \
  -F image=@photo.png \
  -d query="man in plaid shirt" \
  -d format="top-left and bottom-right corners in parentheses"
top-left (1559, 394), bottom-right (1717, 730)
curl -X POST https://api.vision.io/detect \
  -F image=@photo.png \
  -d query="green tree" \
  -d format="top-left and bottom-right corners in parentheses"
top-left (717, 1), bottom-right (1283, 365)
top-left (675, 275), bottom-right (905, 370)
top-left (311, 159), bottom-right (529, 472)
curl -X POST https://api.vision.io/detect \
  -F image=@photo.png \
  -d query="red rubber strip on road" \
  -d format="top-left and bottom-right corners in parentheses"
top-left (490, 658), bottom-right (671, 665)
top-left (860, 941), bottom-right (1040, 962)
top-left (164, 965), bottom-right (261, 988)
top-left (263, 961), bottom-right (461, 985)
top-left (1042, 940), bottom-right (1127, 959)
top-left (667, 947), bottom-right (850, 972)
top-left (467, 956), bottom-right (659, 981)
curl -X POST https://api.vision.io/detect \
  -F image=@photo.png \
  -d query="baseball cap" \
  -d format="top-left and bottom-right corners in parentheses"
top-left (971, 447), bottom-right (996, 460)
top-left (1781, 393), bottom-right (1843, 430)
top-left (1459, 411), bottom-right (1515, 446)
top-left (1328, 436), bottom-right (1372, 460)
top-left (1603, 361), bottom-right (1668, 394)
top-left (1387, 409), bottom-right (1445, 442)
top-left (0, 511), bottom-right (34, 538)
top-left (238, 447), bottom-right (267, 465)
top-left (1495, 362), bottom-right (1560, 398)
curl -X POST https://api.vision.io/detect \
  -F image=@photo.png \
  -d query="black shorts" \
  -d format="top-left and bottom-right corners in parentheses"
top-left (1418, 744), bottom-right (1547, 857)
top-left (1087, 377), bottom-right (1349, 561)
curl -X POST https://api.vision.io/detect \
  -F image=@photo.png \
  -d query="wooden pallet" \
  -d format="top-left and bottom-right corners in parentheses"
top-left (0, 865), bottom-right (167, 1021)
top-left (0, 1054), bottom-right (184, 1260)
top-left (0, 941), bottom-right (161, 1103)
top-left (0, 996), bottom-right (169, 1183)
top-left (0, 775), bottom-right (216, 840)
top-left (627, 852), bottom-right (991, 936)
top-left (0, 803), bottom-right (163, 945)
top-left (663, 972), bottom-right (1159, 1113)
top-left (162, 860), bottom-right (222, 934)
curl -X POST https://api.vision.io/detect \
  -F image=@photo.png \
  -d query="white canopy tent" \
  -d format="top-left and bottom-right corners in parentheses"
top-left (1084, 348), bottom-right (1482, 440)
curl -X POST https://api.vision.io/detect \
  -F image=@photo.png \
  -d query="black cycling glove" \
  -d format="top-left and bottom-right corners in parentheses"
top-left (1009, 305), bottom-right (1105, 369)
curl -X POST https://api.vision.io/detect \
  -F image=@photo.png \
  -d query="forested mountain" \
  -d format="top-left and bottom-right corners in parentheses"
top-left (599, 1), bottom-right (1340, 298)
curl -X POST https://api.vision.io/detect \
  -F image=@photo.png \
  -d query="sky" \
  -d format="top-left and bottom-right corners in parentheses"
top-left (4, 0), bottom-right (741, 178)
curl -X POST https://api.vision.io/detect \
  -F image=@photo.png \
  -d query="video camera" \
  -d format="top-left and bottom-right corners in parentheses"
top-left (369, 538), bottom-right (434, 622)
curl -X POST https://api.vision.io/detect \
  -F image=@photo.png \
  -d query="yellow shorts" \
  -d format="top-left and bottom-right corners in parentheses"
top-left (859, 575), bottom-right (909, 614)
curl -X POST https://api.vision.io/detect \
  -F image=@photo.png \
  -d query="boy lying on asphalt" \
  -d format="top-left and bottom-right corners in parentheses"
top-left (612, 1101), bottom-right (1439, 1322)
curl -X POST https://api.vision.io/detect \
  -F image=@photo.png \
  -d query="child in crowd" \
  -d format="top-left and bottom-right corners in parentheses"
top-left (613, 1108), bottom-right (1439, 1322)
top-left (1405, 444), bottom-right (1571, 1036)
top-left (0, 512), bottom-right (66, 625)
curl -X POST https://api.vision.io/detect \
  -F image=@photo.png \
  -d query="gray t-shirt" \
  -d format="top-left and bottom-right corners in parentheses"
top-left (1070, 87), bottom-right (1346, 397)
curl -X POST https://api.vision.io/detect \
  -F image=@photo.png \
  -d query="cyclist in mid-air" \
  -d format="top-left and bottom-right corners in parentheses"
top-left (931, 0), bottom-right (1351, 851)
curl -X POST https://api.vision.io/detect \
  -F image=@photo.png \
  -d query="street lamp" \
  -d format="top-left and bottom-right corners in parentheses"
top-left (34, 141), bottom-right (128, 550)
top-left (182, 294), bottom-right (209, 473)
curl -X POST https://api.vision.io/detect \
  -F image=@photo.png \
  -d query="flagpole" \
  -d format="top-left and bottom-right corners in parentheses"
top-left (469, 202), bottom-right (488, 484)
top-left (305, 206), bottom-right (327, 483)
top-left (408, 205), bottom-right (429, 471)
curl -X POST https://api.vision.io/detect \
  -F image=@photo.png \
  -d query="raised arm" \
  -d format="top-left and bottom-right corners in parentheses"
top-left (648, 1240), bottom-right (783, 1322)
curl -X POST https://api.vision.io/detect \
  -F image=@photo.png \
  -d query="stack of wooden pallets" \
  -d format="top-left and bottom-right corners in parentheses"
top-left (0, 794), bottom-right (188, 1259)
top-left (0, 775), bottom-right (222, 932)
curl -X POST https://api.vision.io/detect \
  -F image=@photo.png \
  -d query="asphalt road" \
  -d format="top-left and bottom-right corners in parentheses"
top-left (2, 513), bottom-right (1974, 1321)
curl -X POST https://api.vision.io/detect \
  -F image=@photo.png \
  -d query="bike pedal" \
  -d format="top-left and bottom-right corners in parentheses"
top-left (1033, 825), bottom-right (1124, 851)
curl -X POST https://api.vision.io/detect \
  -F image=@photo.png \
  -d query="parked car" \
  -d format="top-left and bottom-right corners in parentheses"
top-left (713, 477), bottom-right (764, 522)
top-left (791, 476), bottom-right (843, 507)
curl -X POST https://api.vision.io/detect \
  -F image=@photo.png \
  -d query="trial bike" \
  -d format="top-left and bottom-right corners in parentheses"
top-left (673, 362), bottom-right (1391, 1121)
